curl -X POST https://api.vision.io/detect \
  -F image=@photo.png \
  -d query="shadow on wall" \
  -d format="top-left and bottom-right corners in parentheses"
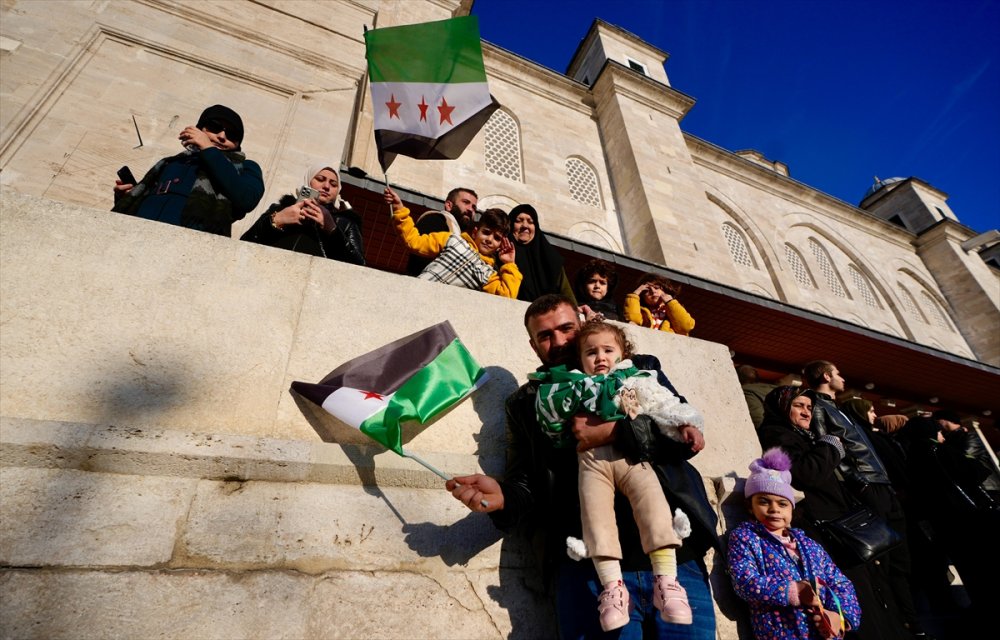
top-left (91, 356), bottom-right (192, 425)
top-left (292, 363), bottom-right (550, 636)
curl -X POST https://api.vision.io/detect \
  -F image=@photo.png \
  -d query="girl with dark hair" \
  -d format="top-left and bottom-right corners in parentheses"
top-left (624, 273), bottom-right (694, 335)
top-left (573, 259), bottom-right (621, 321)
top-left (758, 386), bottom-right (910, 640)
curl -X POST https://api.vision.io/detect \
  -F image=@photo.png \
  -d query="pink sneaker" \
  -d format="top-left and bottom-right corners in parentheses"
top-left (653, 575), bottom-right (692, 625)
top-left (597, 580), bottom-right (630, 631)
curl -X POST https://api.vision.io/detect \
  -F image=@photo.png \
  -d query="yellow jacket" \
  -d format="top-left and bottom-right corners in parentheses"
top-left (623, 293), bottom-right (695, 335)
top-left (393, 207), bottom-right (522, 298)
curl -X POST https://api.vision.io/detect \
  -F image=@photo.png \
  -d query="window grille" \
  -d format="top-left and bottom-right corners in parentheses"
top-left (565, 157), bottom-right (601, 207)
top-left (722, 223), bottom-right (755, 268)
top-left (484, 110), bottom-right (522, 182)
top-left (897, 284), bottom-right (927, 322)
top-left (809, 238), bottom-right (847, 298)
top-left (785, 244), bottom-right (815, 288)
top-left (848, 265), bottom-right (881, 308)
top-left (920, 291), bottom-right (952, 330)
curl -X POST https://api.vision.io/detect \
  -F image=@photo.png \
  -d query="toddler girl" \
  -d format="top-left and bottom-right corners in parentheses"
top-left (727, 448), bottom-right (860, 639)
top-left (532, 320), bottom-right (704, 631)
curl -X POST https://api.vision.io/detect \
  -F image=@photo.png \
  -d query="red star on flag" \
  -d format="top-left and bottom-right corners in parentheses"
top-left (437, 97), bottom-right (455, 125)
top-left (418, 96), bottom-right (429, 122)
top-left (361, 390), bottom-right (385, 401)
top-left (385, 94), bottom-right (401, 119)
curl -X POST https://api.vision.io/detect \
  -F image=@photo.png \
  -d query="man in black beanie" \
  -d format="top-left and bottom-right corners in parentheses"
top-left (112, 104), bottom-right (264, 237)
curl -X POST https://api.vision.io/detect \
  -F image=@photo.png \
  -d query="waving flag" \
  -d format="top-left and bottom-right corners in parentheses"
top-left (291, 321), bottom-right (488, 455)
top-left (365, 15), bottom-right (501, 171)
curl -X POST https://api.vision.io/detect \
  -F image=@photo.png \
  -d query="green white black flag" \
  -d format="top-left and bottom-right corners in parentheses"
top-left (365, 15), bottom-right (501, 171)
top-left (291, 321), bottom-right (488, 455)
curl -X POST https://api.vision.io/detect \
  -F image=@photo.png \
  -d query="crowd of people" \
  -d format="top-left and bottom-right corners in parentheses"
top-left (112, 105), bottom-right (998, 639)
top-left (111, 104), bottom-right (696, 322)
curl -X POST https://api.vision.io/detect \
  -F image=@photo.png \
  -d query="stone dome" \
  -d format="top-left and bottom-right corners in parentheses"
top-left (862, 176), bottom-right (905, 201)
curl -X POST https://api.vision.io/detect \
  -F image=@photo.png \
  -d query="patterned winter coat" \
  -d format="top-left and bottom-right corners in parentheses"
top-left (727, 520), bottom-right (860, 639)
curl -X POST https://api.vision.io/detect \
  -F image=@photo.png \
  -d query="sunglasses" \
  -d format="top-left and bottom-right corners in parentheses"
top-left (202, 119), bottom-right (229, 135)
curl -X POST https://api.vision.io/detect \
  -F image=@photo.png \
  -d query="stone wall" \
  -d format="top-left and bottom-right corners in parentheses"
top-left (1, 190), bottom-right (758, 639)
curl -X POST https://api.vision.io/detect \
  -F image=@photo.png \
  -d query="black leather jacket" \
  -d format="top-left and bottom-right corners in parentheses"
top-left (489, 354), bottom-right (719, 580)
top-left (943, 427), bottom-right (1000, 494)
top-left (805, 390), bottom-right (890, 488)
top-left (241, 195), bottom-right (366, 265)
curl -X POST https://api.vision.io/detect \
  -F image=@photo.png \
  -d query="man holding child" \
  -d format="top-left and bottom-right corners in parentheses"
top-left (447, 294), bottom-right (718, 639)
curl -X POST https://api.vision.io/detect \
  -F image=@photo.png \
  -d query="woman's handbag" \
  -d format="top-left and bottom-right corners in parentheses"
top-left (814, 504), bottom-right (902, 565)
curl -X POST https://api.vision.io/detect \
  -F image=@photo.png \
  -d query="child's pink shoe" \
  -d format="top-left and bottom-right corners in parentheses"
top-left (597, 580), bottom-right (630, 631)
top-left (653, 575), bottom-right (692, 625)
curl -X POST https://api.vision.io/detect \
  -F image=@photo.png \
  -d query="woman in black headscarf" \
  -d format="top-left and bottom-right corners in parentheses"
top-left (758, 386), bottom-right (910, 640)
top-left (508, 204), bottom-right (576, 304)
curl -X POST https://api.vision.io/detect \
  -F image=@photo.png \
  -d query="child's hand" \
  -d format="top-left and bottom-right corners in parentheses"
top-left (679, 425), bottom-right (705, 452)
top-left (383, 187), bottom-right (403, 212)
top-left (795, 580), bottom-right (819, 607)
top-left (578, 304), bottom-right (603, 322)
top-left (618, 388), bottom-right (640, 419)
top-left (497, 236), bottom-right (515, 264)
top-left (811, 608), bottom-right (843, 639)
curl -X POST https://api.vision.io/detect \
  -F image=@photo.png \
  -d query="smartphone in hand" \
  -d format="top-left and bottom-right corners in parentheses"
top-left (117, 166), bottom-right (138, 185)
top-left (296, 186), bottom-right (319, 202)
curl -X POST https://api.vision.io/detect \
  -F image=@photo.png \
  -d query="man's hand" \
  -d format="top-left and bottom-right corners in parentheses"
top-left (383, 186), bottom-right (404, 212)
top-left (497, 237), bottom-right (515, 264)
top-left (572, 413), bottom-right (616, 452)
top-left (679, 425), bottom-right (705, 452)
top-left (446, 474), bottom-right (503, 513)
top-left (113, 180), bottom-right (133, 198)
top-left (179, 125), bottom-right (212, 150)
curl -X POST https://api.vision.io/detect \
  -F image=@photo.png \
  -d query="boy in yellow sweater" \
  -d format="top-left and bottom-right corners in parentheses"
top-left (384, 187), bottom-right (522, 298)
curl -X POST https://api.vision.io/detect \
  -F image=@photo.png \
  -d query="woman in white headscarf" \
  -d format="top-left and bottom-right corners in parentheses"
top-left (241, 164), bottom-right (365, 265)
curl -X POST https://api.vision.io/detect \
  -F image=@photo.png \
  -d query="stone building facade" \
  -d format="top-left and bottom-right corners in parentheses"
top-left (1, 2), bottom-right (998, 637)
top-left (2, 0), bottom-right (995, 366)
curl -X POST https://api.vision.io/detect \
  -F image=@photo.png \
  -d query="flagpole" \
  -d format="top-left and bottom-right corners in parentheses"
top-left (383, 170), bottom-right (396, 218)
top-left (402, 449), bottom-right (489, 508)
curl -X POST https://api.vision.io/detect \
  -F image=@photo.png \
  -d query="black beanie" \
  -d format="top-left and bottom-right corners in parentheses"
top-left (196, 104), bottom-right (244, 145)
top-left (932, 409), bottom-right (962, 425)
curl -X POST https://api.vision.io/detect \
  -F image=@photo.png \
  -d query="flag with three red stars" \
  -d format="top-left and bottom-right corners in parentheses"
top-left (291, 321), bottom-right (488, 455)
top-left (365, 15), bottom-right (501, 172)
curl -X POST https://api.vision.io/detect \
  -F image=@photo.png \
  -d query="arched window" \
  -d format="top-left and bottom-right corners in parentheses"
top-left (484, 109), bottom-right (522, 182)
top-left (897, 283), bottom-right (927, 323)
top-left (848, 265), bottom-right (881, 308)
top-left (784, 244), bottom-right (816, 288)
top-left (920, 291), bottom-right (953, 331)
top-left (809, 238), bottom-right (848, 298)
top-left (722, 223), bottom-right (756, 268)
top-left (565, 157), bottom-right (602, 207)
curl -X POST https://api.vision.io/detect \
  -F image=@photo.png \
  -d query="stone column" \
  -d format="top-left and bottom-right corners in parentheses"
top-left (590, 61), bottom-right (708, 271)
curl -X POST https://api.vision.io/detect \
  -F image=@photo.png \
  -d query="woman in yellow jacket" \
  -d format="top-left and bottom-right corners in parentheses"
top-left (623, 273), bottom-right (695, 335)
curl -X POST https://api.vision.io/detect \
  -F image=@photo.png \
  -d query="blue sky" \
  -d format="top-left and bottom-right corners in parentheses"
top-left (471, 0), bottom-right (999, 234)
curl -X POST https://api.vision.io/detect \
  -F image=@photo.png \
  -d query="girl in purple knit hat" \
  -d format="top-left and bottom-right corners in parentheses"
top-left (727, 448), bottom-right (860, 639)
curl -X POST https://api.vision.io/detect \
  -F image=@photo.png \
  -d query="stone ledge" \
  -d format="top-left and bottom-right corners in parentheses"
top-left (0, 416), bottom-right (480, 490)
